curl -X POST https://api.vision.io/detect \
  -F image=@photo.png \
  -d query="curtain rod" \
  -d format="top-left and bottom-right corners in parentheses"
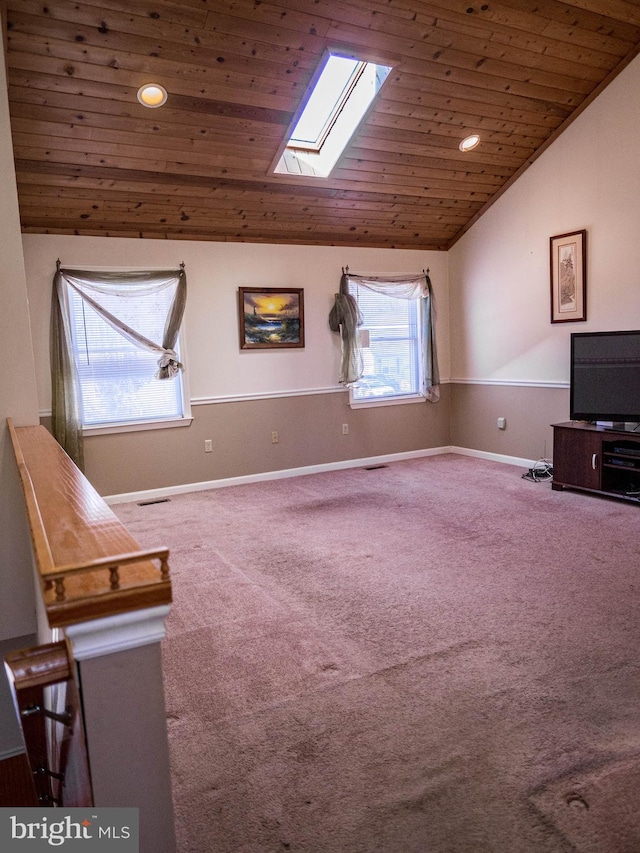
top-left (56, 260), bottom-right (185, 271)
top-left (342, 265), bottom-right (430, 275)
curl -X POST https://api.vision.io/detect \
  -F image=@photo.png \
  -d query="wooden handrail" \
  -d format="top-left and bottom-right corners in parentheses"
top-left (5, 642), bottom-right (92, 806)
top-left (8, 419), bottom-right (57, 577)
top-left (5, 642), bottom-right (71, 690)
top-left (7, 419), bottom-right (172, 628)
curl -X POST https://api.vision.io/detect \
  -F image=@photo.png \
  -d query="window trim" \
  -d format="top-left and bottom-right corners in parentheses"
top-left (65, 275), bottom-right (191, 435)
top-left (273, 50), bottom-right (393, 179)
top-left (83, 414), bottom-right (193, 436)
top-left (349, 393), bottom-right (426, 410)
top-left (347, 282), bottom-right (426, 408)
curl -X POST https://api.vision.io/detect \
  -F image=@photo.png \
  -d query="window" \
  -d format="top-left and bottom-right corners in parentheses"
top-left (274, 52), bottom-right (392, 178)
top-left (348, 282), bottom-right (424, 405)
top-left (65, 276), bottom-right (189, 432)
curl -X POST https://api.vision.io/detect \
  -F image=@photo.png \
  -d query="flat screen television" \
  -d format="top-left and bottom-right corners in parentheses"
top-left (570, 330), bottom-right (640, 427)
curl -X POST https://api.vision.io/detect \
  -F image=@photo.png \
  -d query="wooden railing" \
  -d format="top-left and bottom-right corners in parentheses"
top-left (7, 419), bottom-right (172, 628)
top-left (6, 419), bottom-right (177, 844)
top-left (4, 641), bottom-right (92, 806)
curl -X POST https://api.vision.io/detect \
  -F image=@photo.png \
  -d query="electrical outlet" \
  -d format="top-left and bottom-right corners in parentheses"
top-left (497, 417), bottom-right (506, 430)
top-left (342, 423), bottom-right (349, 435)
top-left (271, 430), bottom-right (279, 444)
top-left (204, 439), bottom-right (213, 452)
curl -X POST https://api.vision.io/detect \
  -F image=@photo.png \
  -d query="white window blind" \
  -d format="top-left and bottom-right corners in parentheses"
top-left (67, 283), bottom-right (185, 427)
top-left (348, 283), bottom-right (422, 402)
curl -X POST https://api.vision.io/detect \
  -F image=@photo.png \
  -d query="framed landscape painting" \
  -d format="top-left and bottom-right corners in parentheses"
top-left (550, 229), bottom-right (587, 323)
top-left (238, 287), bottom-right (305, 349)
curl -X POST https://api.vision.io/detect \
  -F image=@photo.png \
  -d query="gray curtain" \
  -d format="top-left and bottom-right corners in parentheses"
top-left (328, 272), bottom-right (364, 385)
top-left (329, 269), bottom-right (440, 401)
top-left (51, 270), bottom-right (85, 470)
top-left (50, 265), bottom-right (187, 468)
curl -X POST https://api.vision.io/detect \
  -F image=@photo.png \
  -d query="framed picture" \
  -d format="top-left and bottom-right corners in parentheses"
top-left (238, 287), bottom-right (305, 349)
top-left (550, 229), bottom-right (587, 323)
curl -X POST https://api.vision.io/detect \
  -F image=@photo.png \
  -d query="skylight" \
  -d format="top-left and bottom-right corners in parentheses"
top-left (274, 53), bottom-right (392, 179)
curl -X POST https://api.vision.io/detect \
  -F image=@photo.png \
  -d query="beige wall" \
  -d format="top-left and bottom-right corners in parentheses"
top-left (23, 235), bottom-right (451, 495)
top-left (449, 51), bottom-right (640, 385)
top-left (448, 53), bottom-right (640, 461)
top-left (23, 236), bottom-right (450, 408)
top-left (66, 387), bottom-right (451, 497)
top-left (0, 33), bottom-right (40, 641)
top-left (450, 384), bottom-right (568, 461)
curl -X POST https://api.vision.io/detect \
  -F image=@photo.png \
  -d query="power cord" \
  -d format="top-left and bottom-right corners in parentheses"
top-left (522, 459), bottom-right (554, 483)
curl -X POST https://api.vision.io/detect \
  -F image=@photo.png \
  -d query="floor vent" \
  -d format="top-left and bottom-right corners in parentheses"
top-left (364, 464), bottom-right (389, 471)
top-left (137, 498), bottom-right (171, 506)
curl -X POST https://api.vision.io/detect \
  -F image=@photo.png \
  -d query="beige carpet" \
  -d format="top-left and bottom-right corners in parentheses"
top-left (531, 756), bottom-right (640, 853)
top-left (115, 454), bottom-right (640, 852)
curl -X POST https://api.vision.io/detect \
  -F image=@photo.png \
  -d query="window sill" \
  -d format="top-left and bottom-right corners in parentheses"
top-left (349, 394), bottom-right (426, 410)
top-left (83, 416), bottom-right (193, 437)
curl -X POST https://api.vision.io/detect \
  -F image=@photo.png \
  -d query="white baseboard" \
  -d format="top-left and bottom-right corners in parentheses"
top-left (104, 446), bottom-right (452, 504)
top-left (104, 446), bottom-right (537, 505)
top-left (450, 446), bottom-right (538, 468)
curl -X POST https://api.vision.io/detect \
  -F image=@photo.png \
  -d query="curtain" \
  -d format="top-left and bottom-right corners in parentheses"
top-left (51, 271), bottom-right (85, 470)
top-left (328, 272), bottom-right (364, 385)
top-left (50, 264), bottom-right (187, 468)
top-left (329, 269), bottom-right (440, 401)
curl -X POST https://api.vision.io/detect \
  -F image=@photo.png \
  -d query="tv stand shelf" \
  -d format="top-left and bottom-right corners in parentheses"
top-left (552, 422), bottom-right (640, 503)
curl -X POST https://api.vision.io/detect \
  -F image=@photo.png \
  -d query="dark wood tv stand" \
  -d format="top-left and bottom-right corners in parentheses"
top-left (552, 421), bottom-right (640, 503)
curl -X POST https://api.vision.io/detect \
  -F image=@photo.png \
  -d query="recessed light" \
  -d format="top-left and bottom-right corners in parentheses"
top-left (459, 133), bottom-right (480, 152)
top-left (137, 84), bottom-right (168, 108)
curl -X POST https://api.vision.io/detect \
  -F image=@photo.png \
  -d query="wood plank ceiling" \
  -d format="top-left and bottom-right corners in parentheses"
top-left (4, 0), bottom-right (640, 250)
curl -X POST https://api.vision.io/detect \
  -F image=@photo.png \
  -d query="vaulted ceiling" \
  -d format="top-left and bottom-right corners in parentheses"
top-left (4, 0), bottom-right (640, 250)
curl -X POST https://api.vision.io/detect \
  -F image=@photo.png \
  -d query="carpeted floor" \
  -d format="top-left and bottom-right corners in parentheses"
top-left (115, 454), bottom-right (640, 852)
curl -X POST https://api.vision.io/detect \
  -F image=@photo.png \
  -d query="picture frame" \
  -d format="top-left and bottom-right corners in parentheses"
top-left (238, 287), bottom-right (305, 349)
top-left (550, 229), bottom-right (587, 323)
